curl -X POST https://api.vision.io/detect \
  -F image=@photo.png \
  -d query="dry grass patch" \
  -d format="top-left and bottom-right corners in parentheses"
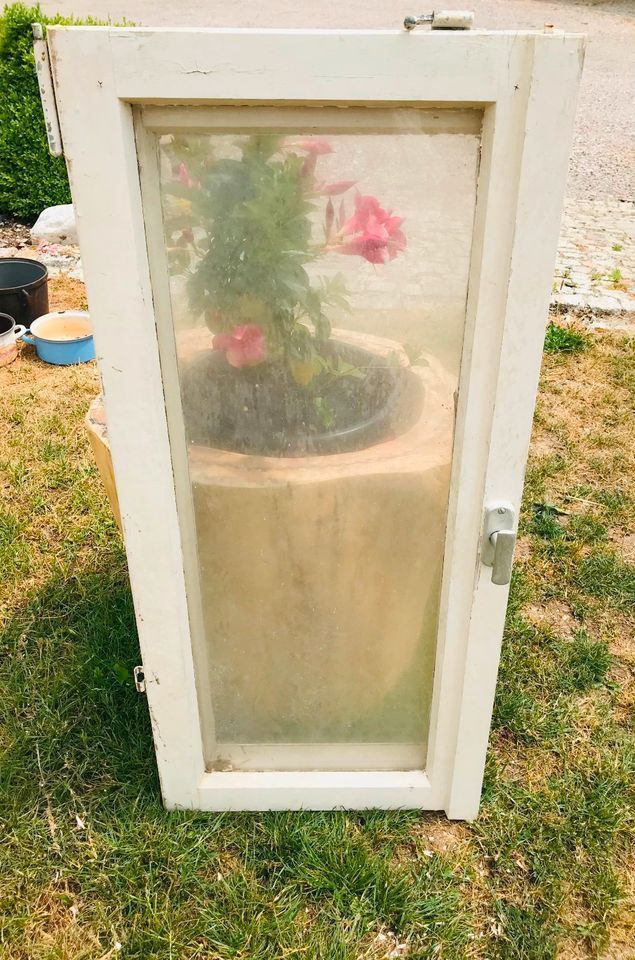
top-left (6, 886), bottom-right (105, 960)
top-left (529, 330), bottom-right (635, 501)
top-left (524, 598), bottom-right (578, 636)
top-left (0, 275), bottom-right (106, 615)
top-left (597, 857), bottom-right (635, 960)
top-left (613, 531), bottom-right (635, 562)
top-left (45, 274), bottom-right (88, 312)
top-left (414, 815), bottom-right (470, 855)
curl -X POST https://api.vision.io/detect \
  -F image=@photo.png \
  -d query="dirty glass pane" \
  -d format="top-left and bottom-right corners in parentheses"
top-left (153, 107), bottom-right (481, 771)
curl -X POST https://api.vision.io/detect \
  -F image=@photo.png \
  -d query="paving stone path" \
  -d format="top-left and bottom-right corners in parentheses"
top-left (553, 197), bottom-right (635, 317)
top-left (2, 200), bottom-right (634, 325)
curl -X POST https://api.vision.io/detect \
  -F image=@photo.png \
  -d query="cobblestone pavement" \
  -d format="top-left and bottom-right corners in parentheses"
top-left (3, 197), bottom-right (635, 323)
top-left (9, 2), bottom-right (635, 324)
top-left (4, 207), bottom-right (633, 327)
top-left (34, 0), bottom-right (633, 327)
top-left (553, 197), bottom-right (635, 317)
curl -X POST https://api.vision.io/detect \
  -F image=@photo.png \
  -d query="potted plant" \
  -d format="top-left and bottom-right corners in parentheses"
top-left (88, 133), bottom-right (457, 750)
top-left (162, 134), bottom-right (417, 456)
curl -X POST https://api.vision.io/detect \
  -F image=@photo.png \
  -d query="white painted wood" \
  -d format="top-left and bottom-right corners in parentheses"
top-left (196, 770), bottom-right (437, 812)
top-left (46, 27), bottom-right (583, 815)
top-left (106, 28), bottom-right (524, 105)
top-left (133, 116), bottom-right (219, 768)
top-left (48, 29), bottom-right (206, 808)
top-left (141, 105), bottom-right (482, 135)
top-left (445, 35), bottom-right (585, 820)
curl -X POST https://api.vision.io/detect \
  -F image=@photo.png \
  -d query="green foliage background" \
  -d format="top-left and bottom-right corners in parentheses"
top-left (0, 3), bottom-right (115, 220)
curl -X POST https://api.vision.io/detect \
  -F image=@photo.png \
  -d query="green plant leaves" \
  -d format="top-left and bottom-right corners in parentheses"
top-left (165, 135), bottom-right (358, 381)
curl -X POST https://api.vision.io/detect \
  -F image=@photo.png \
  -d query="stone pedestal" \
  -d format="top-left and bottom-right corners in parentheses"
top-left (86, 330), bottom-right (455, 751)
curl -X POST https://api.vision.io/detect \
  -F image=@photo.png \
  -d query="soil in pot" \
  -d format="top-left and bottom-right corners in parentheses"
top-left (180, 340), bottom-right (424, 456)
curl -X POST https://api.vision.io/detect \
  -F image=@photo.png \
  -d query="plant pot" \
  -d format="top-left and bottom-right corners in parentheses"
top-left (0, 258), bottom-right (49, 328)
top-left (87, 329), bottom-right (456, 750)
top-left (0, 312), bottom-right (26, 367)
top-left (180, 338), bottom-right (414, 457)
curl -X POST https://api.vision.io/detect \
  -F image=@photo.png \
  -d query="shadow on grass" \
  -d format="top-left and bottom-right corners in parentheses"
top-left (0, 566), bottom-right (475, 959)
top-left (0, 563), bottom-right (158, 811)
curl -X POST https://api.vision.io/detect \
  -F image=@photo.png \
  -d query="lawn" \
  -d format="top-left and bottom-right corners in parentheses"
top-left (0, 280), bottom-right (633, 959)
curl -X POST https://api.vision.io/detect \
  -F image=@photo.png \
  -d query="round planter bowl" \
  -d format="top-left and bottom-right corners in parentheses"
top-left (21, 311), bottom-right (95, 365)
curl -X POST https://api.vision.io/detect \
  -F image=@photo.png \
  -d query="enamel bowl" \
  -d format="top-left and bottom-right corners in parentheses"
top-left (20, 311), bottom-right (95, 365)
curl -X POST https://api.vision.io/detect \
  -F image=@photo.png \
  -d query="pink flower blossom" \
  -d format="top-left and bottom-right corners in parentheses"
top-left (292, 138), bottom-right (333, 155)
top-left (314, 180), bottom-right (357, 196)
top-left (177, 162), bottom-right (194, 188)
top-left (37, 241), bottom-right (59, 255)
top-left (333, 194), bottom-right (407, 264)
top-left (212, 324), bottom-right (266, 368)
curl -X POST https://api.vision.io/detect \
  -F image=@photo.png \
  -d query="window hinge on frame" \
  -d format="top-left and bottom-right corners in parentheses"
top-left (32, 23), bottom-right (64, 158)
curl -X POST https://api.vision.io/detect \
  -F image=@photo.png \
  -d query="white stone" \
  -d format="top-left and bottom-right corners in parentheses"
top-left (31, 204), bottom-right (77, 244)
top-left (586, 294), bottom-right (626, 314)
top-left (551, 293), bottom-right (583, 309)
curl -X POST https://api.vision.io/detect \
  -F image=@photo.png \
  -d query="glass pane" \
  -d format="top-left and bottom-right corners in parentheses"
top-left (152, 107), bottom-right (481, 771)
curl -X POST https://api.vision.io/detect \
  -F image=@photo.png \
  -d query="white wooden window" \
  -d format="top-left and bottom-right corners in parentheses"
top-left (47, 27), bottom-right (583, 817)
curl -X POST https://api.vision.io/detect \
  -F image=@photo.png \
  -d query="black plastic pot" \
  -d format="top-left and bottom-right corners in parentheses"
top-left (181, 340), bottom-right (423, 457)
top-left (0, 258), bottom-right (49, 327)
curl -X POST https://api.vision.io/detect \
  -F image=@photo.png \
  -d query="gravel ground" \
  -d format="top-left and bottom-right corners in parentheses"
top-left (0, 216), bottom-right (31, 248)
top-left (39, 0), bottom-right (635, 201)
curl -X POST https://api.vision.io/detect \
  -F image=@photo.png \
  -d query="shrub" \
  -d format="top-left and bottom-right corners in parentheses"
top-left (0, 3), bottom-right (116, 221)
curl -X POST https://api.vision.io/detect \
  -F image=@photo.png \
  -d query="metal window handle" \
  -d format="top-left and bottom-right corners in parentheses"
top-left (482, 503), bottom-right (516, 586)
top-left (488, 530), bottom-right (516, 585)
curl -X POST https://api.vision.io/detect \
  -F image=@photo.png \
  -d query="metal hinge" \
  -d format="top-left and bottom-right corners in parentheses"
top-left (32, 23), bottom-right (64, 158)
top-left (133, 665), bottom-right (146, 693)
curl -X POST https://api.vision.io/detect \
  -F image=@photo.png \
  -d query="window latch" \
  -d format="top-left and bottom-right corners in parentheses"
top-left (404, 11), bottom-right (474, 31)
top-left (482, 503), bottom-right (516, 586)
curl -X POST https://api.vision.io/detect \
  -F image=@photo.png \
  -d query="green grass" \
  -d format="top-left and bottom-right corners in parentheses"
top-left (543, 321), bottom-right (588, 355)
top-left (0, 328), bottom-right (634, 958)
top-left (576, 550), bottom-right (635, 610)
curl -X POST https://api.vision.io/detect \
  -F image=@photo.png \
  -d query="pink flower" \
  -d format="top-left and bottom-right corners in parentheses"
top-left (292, 138), bottom-right (333, 155)
top-left (333, 194), bottom-right (407, 264)
top-left (212, 324), bottom-right (266, 368)
top-left (177, 162), bottom-right (194, 188)
top-left (314, 180), bottom-right (357, 196)
top-left (37, 241), bottom-right (59, 255)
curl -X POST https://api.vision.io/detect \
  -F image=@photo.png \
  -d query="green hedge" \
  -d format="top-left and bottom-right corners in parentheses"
top-left (0, 4), bottom-right (113, 221)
